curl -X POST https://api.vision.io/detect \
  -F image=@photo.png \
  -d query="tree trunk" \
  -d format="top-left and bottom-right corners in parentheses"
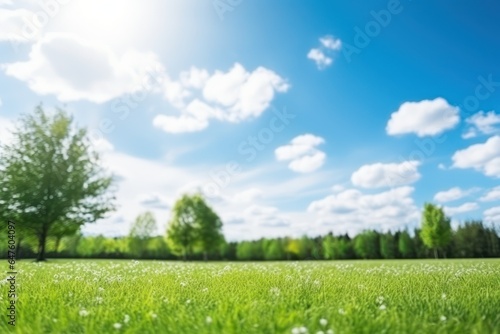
top-left (15, 237), bottom-right (22, 259)
top-left (36, 231), bottom-right (47, 262)
top-left (182, 249), bottom-right (187, 261)
top-left (433, 248), bottom-right (438, 259)
top-left (55, 236), bottom-right (61, 253)
top-left (203, 251), bottom-right (208, 261)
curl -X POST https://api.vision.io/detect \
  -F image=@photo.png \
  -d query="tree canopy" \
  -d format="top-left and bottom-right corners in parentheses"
top-left (420, 203), bottom-right (452, 258)
top-left (166, 193), bottom-right (225, 260)
top-left (0, 106), bottom-right (115, 261)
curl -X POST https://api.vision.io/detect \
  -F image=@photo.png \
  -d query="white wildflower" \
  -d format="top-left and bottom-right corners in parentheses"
top-left (319, 318), bottom-right (328, 327)
top-left (206, 316), bottom-right (212, 324)
top-left (440, 315), bottom-right (446, 321)
top-left (79, 309), bottom-right (89, 317)
top-left (124, 314), bottom-right (130, 324)
top-left (113, 323), bottom-right (122, 329)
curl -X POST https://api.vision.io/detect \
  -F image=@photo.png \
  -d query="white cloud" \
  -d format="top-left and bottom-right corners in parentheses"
top-left (434, 187), bottom-right (476, 203)
top-left (0, 7), bottom-right (36, 42)
top-left (484, 206), bottom-right (500, 223)
top-left (233, 188), bottom-right (263, 203)
top-left (275, 134), bottom-right (326, 173)
top-left (136, 193), bottom-right (170, 210)
top-left (319, 35), bottom-right (342, 50)
top-left (308, 186), bottom-right (419, 233)
top-left (461, 128), bottom-right (477, 139)
top-left (154, 63), bottom-right (289, 133)
top-left (307, 48), bottom-right (332, 69)
top-left (438, 163), bottom-right (447, 170)
top-left (480, 186), bottom-right (500, 202)
top-left (351, 161), bottom-right (421, 189)
top-left (3, 33), bottom-right (163, 103)
top-left (203, 63), bottom-right (289, 121)
top-left (452, 135), bottom-right (500, 178)
top-left (153, 114), bottom-right (209, 134)
top-left (180, 66), bottom-right (209, 89)
top-left (386, 98), bottom-right (460, 137)
top-left (443, 202), bottom-right (479, 216)
top-left (463, 110), bottom-right (500, 139)
top-left (308, 35), bottom-right (342, 69)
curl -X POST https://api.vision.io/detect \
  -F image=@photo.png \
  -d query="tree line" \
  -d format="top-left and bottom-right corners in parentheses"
top-left (0, 107), bottom-right (499, 261)
top-left (1, 217), bottom-right (498, 261)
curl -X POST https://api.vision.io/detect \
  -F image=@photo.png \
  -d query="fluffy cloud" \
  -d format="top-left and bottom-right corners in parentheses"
top-left (3, 33), bottom-right (163, 103)
top-left (136, 193), bottom-right (170, 210)
top-left (154, 63), bottom-right (289, 133)
top-left (463, 110), bottom-right (500, 139)
top-left (242, 205), bottom-right (289, 227)
top-left (434, 187), bottom-right (476, 203)
top-left (275, 134), bottom-right (326, 173)
top-left (233, 188), bottom-right (263, 203)
top-left (308, 186), bottom-right (419, 233)
top-left (0, 7), bottom-right (35, 42)
top-left (386, 98), bottom-right (460, 137)
top-left (351, 161), bottom-right (421, 189)
top-left (307, 49), bottom-right (332, 69)
top-left (452, 136), bottom-right (500, 178)
top-left (319, 35), bottom-right (342, 50)
top-left (153, 114), bottom-right (209, 134)
top-left (480, 186), bottom-right (500, 202)
top-left (308, 35), bottom-right (342, 69)
top-left (443, 202), bottom-right (479, 216)
top-left (484, 206), bottom-right (500, 223)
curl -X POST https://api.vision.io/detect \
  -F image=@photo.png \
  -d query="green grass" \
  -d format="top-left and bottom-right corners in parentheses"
top-left (2, 259), bottom-right (500, 333)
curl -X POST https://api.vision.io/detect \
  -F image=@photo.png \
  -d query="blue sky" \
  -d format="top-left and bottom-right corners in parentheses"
top-left (0, 0), bottom-right (499, 239)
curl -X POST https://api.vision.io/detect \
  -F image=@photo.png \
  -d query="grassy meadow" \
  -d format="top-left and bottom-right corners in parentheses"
top-left (2, 259), bottom-right (500, 333)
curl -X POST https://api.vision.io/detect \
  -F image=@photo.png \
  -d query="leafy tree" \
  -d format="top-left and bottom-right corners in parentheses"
top-left (146, 236), bottom-right (170, 259)
top-left (322, 235), bottom-right (335, 260)
top-left (166, 195), bottom-right (196, 260)
top-left (236, 241), bottom-right (250, 260)
top-left (454, 220), bottom-right (491, 258)
top-left (128, 212), bottom-right (157, 257)
top-left (0, 107), bottom-right (115, 261)
top-left (192, 194), bottom-right (224, 260)
top-left (354, 230), bottom-right (380, 259)
top-left (285, 238), bottom-right (301, 260)
top-left (380, 233), bottom-right (398, 259)
top-left (51, 223), bottom-right (81, 253)
top-left (166, 193), bottom-right (224, 260)
top-left (420, 203), bottom-right (452, 259)
top-left (398, 230), bottom-right (414, 258)
top-left (264, 239), bottom-right (285, 260)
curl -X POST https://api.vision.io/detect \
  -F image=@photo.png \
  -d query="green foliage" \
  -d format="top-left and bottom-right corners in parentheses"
top-left (0, 106), bottom-right (115, 260)
top-left (398, 230), bottom-right (414, 258)
top-left (420, 203), bottom-right (452, 258)
top-left (128, 212), bottom-right (158, 257)
top-left (354, 231), bottom-right (380, 259)
top-left (380, 233), bottom-right (398, 259)
top-left (166, 193), bottom-right (224, 260)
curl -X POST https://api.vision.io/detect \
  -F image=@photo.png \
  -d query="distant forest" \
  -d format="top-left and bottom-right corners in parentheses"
top-left (2, 220), bottom-right (498, 261)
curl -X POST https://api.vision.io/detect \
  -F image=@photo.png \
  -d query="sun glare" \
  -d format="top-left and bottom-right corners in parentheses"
top-left (55, 0), bottom-right (152, 47)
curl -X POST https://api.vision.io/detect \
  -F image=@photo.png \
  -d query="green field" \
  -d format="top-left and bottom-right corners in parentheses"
top-left (2, 259), bottom-right (500, 333)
